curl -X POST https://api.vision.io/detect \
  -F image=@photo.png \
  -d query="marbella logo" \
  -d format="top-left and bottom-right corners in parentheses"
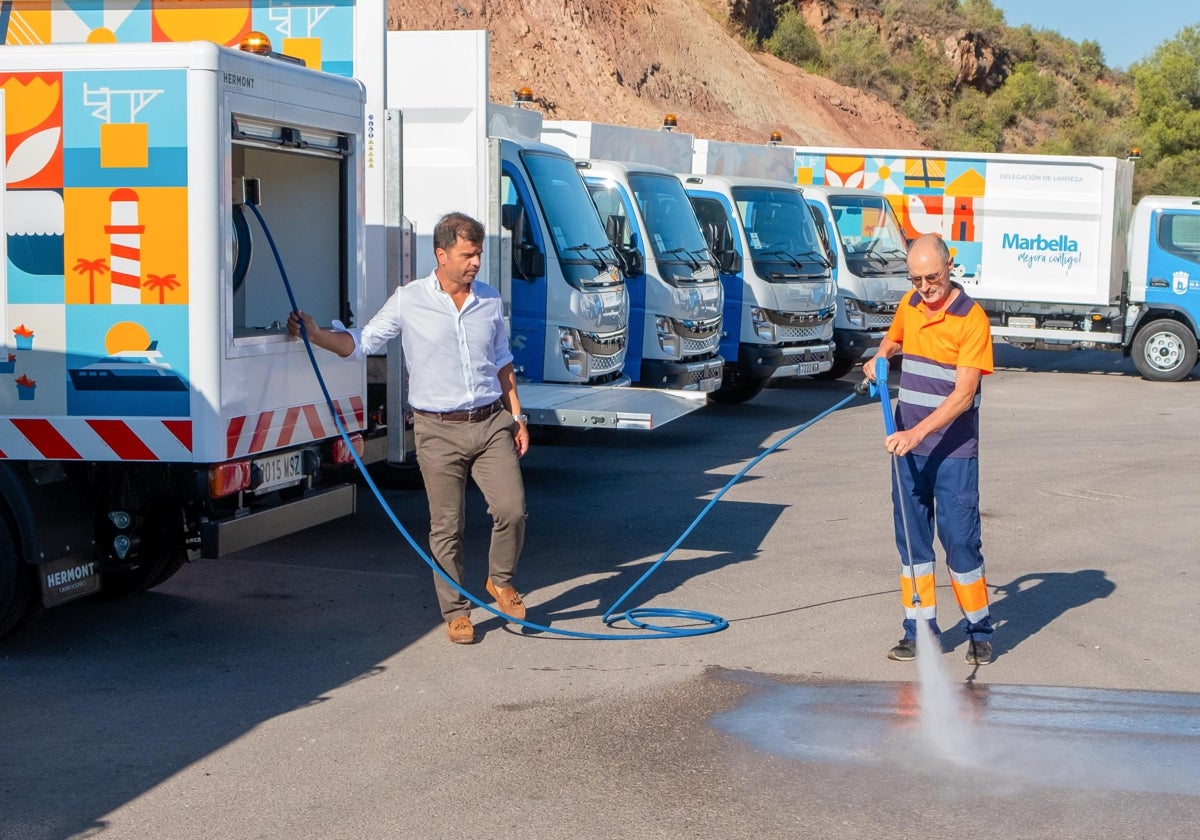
top-left (1001, 233), bottom-right (1079, 252)
top-left (1001, 232), bottom-right (1083, 272)
top-left (1173, 271), bottom-right (1190, 295)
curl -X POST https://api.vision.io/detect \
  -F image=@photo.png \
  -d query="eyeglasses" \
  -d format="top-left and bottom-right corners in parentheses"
top-left (907, 269), bottom-right (945, 286)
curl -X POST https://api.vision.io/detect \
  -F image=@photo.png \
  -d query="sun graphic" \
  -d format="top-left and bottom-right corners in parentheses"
top-left (105, 321), bottom-right (151, 356)
top-left (152, 0), bottom-right (252, 46)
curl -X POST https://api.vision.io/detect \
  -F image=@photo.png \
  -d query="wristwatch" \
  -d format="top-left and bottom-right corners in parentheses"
top-left (515, 414), bottom-right (528, 425)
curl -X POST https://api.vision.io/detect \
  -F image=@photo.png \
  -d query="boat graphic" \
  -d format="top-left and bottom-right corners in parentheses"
top-left (68, 342), bottom-right (188, 392)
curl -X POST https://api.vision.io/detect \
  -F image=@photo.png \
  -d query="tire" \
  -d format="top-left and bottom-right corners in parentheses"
top-left (0, 515), bottom-right (42, 641)
top-left (1132, 318), bottom-right (1199, 382)
top-left (810, 356), bottom-right (858, 381)
top-left (708, 372), bottom-right (770, 404)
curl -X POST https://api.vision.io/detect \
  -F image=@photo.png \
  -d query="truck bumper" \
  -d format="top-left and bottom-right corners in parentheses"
top-left (200, 483), bottom-right (356, 558)
top-left (738, 343), bottom-right (833, 378)
top-left (835, 328), bottom-right (888, 360)
top-left (640, 356), bottom-right (724, 392)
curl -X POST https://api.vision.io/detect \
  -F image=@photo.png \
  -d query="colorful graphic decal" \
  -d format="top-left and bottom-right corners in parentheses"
top-left (2, 64), bottom-right (188, 417)
top-left (796, 152), bottom-right (988, 279)
top-left (0, 1), bottom-right (356, 78)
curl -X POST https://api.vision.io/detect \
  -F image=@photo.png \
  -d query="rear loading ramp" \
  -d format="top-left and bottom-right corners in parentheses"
top-left (520, 383), bottom-right (706, 430)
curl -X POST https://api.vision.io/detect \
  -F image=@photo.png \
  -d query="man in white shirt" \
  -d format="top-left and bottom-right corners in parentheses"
top-left (289, 212), bottom-right (530, 645)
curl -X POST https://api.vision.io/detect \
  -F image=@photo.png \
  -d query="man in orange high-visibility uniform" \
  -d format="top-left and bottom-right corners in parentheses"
top-left (863, 233), bottom-right (995, 666)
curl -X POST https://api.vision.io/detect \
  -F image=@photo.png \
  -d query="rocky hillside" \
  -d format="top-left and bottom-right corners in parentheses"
top-left (388, 0), bottom-right (930, 149)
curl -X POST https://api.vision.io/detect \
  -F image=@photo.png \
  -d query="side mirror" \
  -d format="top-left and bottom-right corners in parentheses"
top-left (718, 248), bottom-right (742, 274)
top-left (515, 247), bottom-right (545, 281)
top-left (619, 246), bottom-right (643, 277)
top-left (503, 202), bottom-right (545, 281)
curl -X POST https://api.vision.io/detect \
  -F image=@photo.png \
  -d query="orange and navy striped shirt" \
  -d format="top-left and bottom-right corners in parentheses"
top-left (885, 282), bottom-right (993, 459)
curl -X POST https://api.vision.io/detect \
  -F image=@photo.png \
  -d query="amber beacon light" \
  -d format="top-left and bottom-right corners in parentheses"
top-left (239, 31), bottom-right (273, 55)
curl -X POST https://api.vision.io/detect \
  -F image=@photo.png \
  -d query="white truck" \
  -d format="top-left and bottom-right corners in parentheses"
top-left (684, 140), bottom-right (837, 402)
top-left (801, 185), bottom-right (911, 379)
top-left (0, 37), bottom-right (365, 637)
top-left (540, 119), bottom-right (724, 393)
top-left (794, 146), bottom-right (1200, 381)
top-left (381, 29), bottom-right (708, 437)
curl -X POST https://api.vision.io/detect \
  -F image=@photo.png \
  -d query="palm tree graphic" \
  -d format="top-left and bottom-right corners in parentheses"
top-left (144, 273), bottom-right (180, 304)
top-left (73, 257), bottom-right (109, 304)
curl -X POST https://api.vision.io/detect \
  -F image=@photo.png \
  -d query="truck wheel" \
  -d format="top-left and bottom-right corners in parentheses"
top-left (94, 513), bottom-right (186, 599)
top-left (810, 356), bottom-right (857, 381)
top-left (708, 372), bottom-right (769, 404)
top-left (1132, 319), bottom-right (1198, 382)
top-left (0, 516), bottom-right (42, 640)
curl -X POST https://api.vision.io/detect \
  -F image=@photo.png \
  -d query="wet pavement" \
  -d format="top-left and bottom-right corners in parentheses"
top-left (2, 345), bottom-right (1199, 839)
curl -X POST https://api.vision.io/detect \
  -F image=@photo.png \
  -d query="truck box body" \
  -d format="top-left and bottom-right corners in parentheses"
top-left (694, 139), bottom-right (793, 182)
top-left (793, 147), bottom-right (1132, 307)
top-left (542, 120), bottom-right (694, 173)
top-left (0, 41), bottom-right (366, 464)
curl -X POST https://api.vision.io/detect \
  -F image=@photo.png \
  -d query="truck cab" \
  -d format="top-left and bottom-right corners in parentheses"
top-left (802, 185), bottom-right (910, 379)
top-left (576, 160), bottom-right (723, 392)
top-left (681, 174), bottom-right (837, 403)
top-left (489, 133), bottom-right (629, 387)
top-left (1125, 195), bottom-right (1200, 380)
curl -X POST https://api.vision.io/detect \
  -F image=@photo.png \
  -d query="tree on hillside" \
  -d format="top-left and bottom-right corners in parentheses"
top-left (1131, 26), bottom-right (1200, 195)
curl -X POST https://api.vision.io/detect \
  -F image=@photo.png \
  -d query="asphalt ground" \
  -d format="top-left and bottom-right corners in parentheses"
top-left (2, 344), bottom-right (1198, 840)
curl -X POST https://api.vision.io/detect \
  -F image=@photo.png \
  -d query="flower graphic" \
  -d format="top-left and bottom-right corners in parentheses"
top-left (0, 353), bottom-right (14, 374)
top-left (13, 324), bottom-right (34, 350)
top-left (15, 373), bottom-right (36, 400)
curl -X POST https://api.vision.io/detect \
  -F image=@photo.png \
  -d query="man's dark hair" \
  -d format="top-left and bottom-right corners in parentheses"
top-left (433, 212), bottom-right (485, 252)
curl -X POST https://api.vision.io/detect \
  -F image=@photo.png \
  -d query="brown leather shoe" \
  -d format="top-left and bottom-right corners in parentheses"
top-left (485, 577), bottom-right (526, 621)
top-left (446, 615), bottom-right (476, 644)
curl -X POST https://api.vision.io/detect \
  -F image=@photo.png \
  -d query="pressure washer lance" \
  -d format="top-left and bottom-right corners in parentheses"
top-left (858, 357), bottom-right (921, 608)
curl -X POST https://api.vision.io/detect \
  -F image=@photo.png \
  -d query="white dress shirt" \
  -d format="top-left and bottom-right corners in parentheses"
top-left (337, 271), bottom-right (513, 412)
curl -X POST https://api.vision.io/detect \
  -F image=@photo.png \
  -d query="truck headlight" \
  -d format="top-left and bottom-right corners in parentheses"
top-left (558, 327), bottom-right (586, 378)
top-left (844, 298), bottom-right (866, 328)
top-left (751, 307), bottom-right (776, 342)
top-left (655, 315), bottom-right (681, 357)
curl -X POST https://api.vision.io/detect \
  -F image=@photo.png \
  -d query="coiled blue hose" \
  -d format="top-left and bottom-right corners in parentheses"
top-left (247, 202), bottom-right (857, 639)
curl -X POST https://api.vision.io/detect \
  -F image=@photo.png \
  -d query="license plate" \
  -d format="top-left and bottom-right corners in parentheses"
top-left (254, 449), bottom-right (305, 494)
top-left (797, 361), bottom-right (823, 375)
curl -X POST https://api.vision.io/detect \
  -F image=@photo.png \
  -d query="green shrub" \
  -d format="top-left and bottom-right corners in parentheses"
top-left (767, 8), bottom-right (823, 67)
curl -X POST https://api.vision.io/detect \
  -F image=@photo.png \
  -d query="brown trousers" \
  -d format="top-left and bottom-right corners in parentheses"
top-left (414, 409), bottom-right (527, 621)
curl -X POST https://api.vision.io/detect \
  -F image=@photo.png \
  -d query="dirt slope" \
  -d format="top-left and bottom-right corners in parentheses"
top-left (389, 0), bottom-right (926, 149)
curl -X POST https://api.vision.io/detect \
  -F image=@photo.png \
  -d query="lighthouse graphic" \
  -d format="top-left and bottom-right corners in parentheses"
top-left (104, 188), bottom-right (145, 304)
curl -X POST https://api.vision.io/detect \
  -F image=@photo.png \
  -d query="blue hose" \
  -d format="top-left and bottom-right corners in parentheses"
top-left (247, 202), bottom-right (857, 639)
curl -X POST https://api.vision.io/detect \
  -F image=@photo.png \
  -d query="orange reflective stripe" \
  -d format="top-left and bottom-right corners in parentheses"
top-left (900, 572), bottom-right (937, 608)
top-left (951, 576), bottom-right (990, 614)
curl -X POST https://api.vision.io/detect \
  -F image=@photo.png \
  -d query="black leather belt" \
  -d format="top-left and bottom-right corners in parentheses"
top-left (411, 400), bottom-right (503, 422)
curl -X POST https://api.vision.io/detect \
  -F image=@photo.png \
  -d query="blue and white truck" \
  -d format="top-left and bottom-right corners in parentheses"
top-left (541, 120), bottom-right (724, 393)
top-left (684, 140), bottom-right (837, 402)
top-left (800, 185), bottom-right (911, 379)
top-left (794, 146), bottom-right (1200, 381)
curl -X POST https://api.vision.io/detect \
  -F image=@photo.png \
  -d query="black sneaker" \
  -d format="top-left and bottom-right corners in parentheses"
top-left (887, 639), bottom-right (916, 661)
top-left (965, 640), bottom-right (993, 665)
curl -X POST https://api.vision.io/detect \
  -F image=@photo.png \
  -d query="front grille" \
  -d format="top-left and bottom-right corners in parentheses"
top-left (681, 333), bottom-right (722, 355)
top-left (675, 317), bottom-right (721, 340)
top-left (580, 331), bottom-right (627, 358)
top-left (765, 307), bottom-right (834, 328)
top-left (589, 351), bottom-right (625, 375)
top-left (777, 323), bottom-right (831, 342)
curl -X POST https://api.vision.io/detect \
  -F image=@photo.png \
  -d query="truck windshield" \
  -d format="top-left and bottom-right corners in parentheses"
top-left (733, 187), bottom-right (830, 281)
top-left (521, 150), bottom-right (619, 285)
top-left (628, 171), bottom-right (714, 281)
top-left (828, 193), bottom-right (908, 275)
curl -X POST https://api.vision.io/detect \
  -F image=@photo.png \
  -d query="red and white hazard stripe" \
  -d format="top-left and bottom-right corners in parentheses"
top-left (225, 396), bottom-right (364, 459)
top-left (0, 417), bottom-right (192, 462)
